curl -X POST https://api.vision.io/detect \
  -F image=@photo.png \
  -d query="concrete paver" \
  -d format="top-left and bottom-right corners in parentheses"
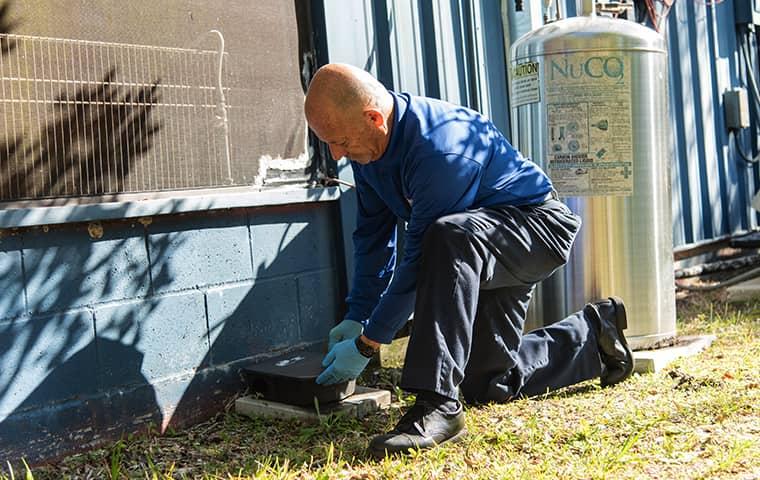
top-left (235, 386), bottom-right (391, 421)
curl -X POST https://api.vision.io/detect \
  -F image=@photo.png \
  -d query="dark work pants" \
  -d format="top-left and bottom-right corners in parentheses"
top-left (400, 199), bottom-right (603, 403)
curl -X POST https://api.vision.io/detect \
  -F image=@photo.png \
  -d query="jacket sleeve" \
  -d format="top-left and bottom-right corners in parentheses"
top-left (362, 153), bottom-right (482, 343)
top-left (344, 166), bottom-right (398, 324)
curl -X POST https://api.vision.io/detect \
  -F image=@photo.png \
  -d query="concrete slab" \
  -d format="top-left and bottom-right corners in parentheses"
top-left (633, 335), bottom-right (716, 374)
top-left (235, 386), bottom-right (391, 422)
top-left (726, 275), bottom-right (760, 302)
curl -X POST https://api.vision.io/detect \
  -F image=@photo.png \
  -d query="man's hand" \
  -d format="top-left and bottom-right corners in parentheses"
top-left (327, 319), bottom-right (363, 350)
top-left (316, 338), bottom-right (370, 385)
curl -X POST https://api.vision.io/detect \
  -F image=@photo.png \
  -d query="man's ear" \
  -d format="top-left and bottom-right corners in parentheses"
top-left (364, 108), bottom-right (386, 130)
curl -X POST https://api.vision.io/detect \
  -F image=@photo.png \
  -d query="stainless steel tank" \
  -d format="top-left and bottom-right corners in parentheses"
top-left (510, 15), bottom-right (676, 349)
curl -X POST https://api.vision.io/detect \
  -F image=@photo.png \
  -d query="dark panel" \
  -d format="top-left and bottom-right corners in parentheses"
top-left (0, 0), bottom-right (308, 201)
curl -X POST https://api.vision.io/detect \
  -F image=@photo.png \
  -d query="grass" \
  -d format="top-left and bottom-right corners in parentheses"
top-left (4, 294), bottom-right (759, 479)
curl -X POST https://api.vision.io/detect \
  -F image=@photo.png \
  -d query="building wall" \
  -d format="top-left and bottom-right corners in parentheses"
top-left (324, 0), bottom-right (760, 250)
top-left (666, 0), bottom-right (760, 247)
top-left (0, 202), bottom-right (342, 463)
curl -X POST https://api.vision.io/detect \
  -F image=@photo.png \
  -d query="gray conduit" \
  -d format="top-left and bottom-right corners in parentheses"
top-left (675, 253), bottom-right (760, 279)
top-left (676, 264), bottom-right (760, 291)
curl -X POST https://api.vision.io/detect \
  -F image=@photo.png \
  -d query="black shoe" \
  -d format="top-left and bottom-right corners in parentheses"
top-left (586, 296), bottom-right (634, 387)
top-left (368, 399), bottom-right (466, 459)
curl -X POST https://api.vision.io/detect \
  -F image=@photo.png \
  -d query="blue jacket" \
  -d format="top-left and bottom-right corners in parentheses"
top-left (348, 92), bottom-right (552, 344)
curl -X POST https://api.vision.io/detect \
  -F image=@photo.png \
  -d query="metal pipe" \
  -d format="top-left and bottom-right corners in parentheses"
top-left (556, 0), bottom-right (568, 20)
top-left (677, 265), bottom-right (760, 291)
top-left (675, 253), bottom-right (760, 279)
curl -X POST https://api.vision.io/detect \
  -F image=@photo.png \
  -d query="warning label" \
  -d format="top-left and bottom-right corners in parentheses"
top-left (510, 61), bottom-right (540, 108)
top-left (544, 52), bottom-right (633, 196)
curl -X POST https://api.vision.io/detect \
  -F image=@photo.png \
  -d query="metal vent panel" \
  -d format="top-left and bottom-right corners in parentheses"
top-left (0, 1), bottom-right (307, 202)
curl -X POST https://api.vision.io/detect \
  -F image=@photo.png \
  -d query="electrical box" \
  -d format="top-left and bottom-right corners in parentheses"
top-left (734, 0), bottom-right (760, 26)
top-left (595, 0), bottom-right (635, 20)
top-left (724, 88), bottom-right (751, 130)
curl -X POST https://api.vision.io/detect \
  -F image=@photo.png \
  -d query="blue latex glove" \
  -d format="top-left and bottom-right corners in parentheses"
top-left (316, 338), bottom-right (370, 385)
top-left (327, 319), bottom-right (364, 350)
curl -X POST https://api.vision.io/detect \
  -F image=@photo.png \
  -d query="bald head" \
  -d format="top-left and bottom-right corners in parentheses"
top-left (304, 63), bottom-right (391, 124)
top-left (304, 64), bottom-right (395, 164)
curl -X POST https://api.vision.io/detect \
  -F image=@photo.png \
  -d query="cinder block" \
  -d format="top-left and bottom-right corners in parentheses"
top-left (152, 363), bottom-right (247, 429)
top-left (235, 386), bottom-right (391, 422)
top-left (95, 382), bottom-right (162, 430)
top-left (0, 310), bottom-right (95, 416)
top-left (0, 394), bottom-right (101, 465)
top-left (206, 280), bottom-right (301, 365)
top-left (0, 381), bottom-right (165, 465)
top-left (94, 292), bottom-right (208, 386)
top-left (0, 234), bottom-right (25, 319)
top-left (22, 223), bottom-right (149, 313)
top-left (148, 214), bottom-right (252, 293)
top-left (297, 270), bottom-right (339, 342)
top-left (249, 207), bottom-right (336, 279)
top-left (151, 373), bottom-right (196, 431)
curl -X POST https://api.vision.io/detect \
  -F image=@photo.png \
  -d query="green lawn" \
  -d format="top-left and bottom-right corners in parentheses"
top-left (9, 295), bottom-right (760, 479)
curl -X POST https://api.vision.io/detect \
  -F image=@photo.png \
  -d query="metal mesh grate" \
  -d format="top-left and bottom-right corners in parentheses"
top-left (0, 33), bottom-right (235, 201)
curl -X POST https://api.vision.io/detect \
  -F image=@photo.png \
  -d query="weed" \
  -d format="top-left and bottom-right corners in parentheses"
top-left (20, 460), bottom-right (31, 480)
top-left (108, 439), bottom-right (125, 479)
top-left (393, 385), bottom-right (414, 407)
top-left (296, 412), bottom-right (361, 444)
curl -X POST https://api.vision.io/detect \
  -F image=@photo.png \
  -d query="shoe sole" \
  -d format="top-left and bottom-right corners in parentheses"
top-left (367, 428), bottom-right (468, 460)
top-left (443, 427), bottom-right (468, 446)
top-left (602, 296), bottom-right (634, 387)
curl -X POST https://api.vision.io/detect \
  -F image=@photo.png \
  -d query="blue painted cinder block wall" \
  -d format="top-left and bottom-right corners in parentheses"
top-left (0, 202), bottom-right (342, 463)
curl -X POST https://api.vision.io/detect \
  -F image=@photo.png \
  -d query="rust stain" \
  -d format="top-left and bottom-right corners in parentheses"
top-left (87, 222), bottom-right (104, 239)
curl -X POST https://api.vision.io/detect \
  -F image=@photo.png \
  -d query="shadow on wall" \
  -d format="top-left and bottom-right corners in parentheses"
top-left (0, 0), bottom-right (162, 202)
top-left (0, 65), bottom-right (162, 200)
top-left (0, 217), bottom-right (183, 465)
top-left (0, 205), bottom-right (341, 465)
top-left (0, 0), bottom-right (174, 464)
top-left (0, 0), bottom-right (341, 465)
top-left (161, 206), bottom-right (341, 436)
top-left (0, 2), bottom-right (17, 56)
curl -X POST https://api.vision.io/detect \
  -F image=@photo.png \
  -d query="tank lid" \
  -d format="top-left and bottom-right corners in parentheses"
top-left (511, 17), bottom-right (666, 60)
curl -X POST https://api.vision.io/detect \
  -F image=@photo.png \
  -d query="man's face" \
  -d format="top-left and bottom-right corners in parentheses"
top-left (308, 112), bottom-right (382, 165)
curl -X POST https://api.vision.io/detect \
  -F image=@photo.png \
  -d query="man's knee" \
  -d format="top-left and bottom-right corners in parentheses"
top-left (422, 214), bottom-right (471, 251)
